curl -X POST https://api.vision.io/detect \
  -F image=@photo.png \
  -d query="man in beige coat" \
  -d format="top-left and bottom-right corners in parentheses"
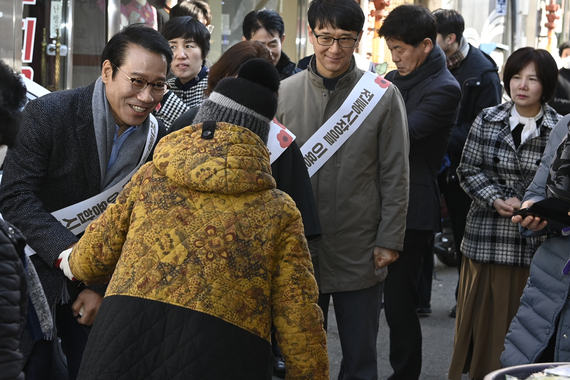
top-left (275, 0), bottom-right (409, 378)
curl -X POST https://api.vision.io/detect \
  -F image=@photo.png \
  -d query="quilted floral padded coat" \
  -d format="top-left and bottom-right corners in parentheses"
top-left (69, 122), bottom-right (328, 380)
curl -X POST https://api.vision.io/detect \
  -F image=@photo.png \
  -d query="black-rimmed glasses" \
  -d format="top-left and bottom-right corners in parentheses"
top-left (313, 33), bottom-right (358, 48)
top-left (112, 63), bottom-right (168, 96)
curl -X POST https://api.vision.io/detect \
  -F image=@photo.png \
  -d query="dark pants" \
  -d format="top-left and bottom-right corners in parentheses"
top-left (318, 282), bottom-right (383, 380)
top-left (24, 302), bottom-right (88, 380)
top-left (417, 234), bottom-right (435, 308)
top-left (441, 179), bottom-right (472, 298)
top-left (384, 229), bottom-right (433, 380)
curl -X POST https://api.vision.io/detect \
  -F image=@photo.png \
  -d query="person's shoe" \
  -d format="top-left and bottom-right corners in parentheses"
top-left (449, 304), bottom-right (457, 318)
top-left (273, 356), bottom-right (286, 378)
top-left (416, 307), bottom-right (432, 316)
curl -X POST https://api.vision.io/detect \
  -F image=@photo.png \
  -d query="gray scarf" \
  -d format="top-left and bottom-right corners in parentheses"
top-left (92, 77), bottom-right (151, 190)
top-left (26, 256), bottom-right (54, 340)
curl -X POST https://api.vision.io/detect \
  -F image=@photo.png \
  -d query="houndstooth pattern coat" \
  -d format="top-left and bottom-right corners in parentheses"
top-left (154, 74), bottom-right (209, 130)
top-left (457, 101), bottom-right (561, 266)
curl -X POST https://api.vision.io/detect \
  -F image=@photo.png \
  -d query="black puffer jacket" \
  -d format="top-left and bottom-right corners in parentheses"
top-left (0, 220), bottom-right (27, 380)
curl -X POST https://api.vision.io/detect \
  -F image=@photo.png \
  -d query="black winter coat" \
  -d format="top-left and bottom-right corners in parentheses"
top-left (446, 45), bottom-right (502, 182)
top-left (386, 44), bottom-right (462, 231)
top-left (549, 68), bottom-right (570, 116)
top-left (0, 221), bottom-right (27, 380)
top-left (275, 52), bottom-right (301, 80)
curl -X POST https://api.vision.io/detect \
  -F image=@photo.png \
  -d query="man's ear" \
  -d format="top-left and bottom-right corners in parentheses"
top-left (307, 26), bottom-right (315, 45)
top-left (101, 60), bottom-right (113, 84)
top-left (422, 37), bottom-right (434, 53)
top-left (241, 36), bottom-right (247, 42)
top-left (281, 34), bottom-right (286, 44)
top-left (448, 33), bottom-right (457, 45)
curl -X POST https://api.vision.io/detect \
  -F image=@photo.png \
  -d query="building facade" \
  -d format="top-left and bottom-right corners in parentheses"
top-left (0, 0), bottom-right (566, 91)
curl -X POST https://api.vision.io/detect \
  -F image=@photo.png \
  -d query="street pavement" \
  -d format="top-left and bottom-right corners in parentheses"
top-left (274, 258), bottom-right (471, 380)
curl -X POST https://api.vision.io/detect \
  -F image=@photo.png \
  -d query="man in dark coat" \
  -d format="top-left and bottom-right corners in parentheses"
top-left (432, 9), bottom-right (502, 317)
top-left (549, 41), bottom-right (570, 115)
top-left (378, 5), bottom-right (461, 379)
top-left (0, 25), bottom-right (171, 380)
top-left (242, 8), bottom-right (301, 80)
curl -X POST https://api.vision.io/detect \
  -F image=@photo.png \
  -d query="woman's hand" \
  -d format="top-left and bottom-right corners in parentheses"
top-left (510, 200), bottom-right (549, 231)
top-left (493, 198), bottom-right (518, 217)
top-left (504, 197), bottom-right (522, 211)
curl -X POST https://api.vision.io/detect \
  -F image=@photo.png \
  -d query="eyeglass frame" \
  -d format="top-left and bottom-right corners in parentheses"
top-left (312, 33), bottom-right (359, 48)
top-left (111, 63), bottom-right (169, 96)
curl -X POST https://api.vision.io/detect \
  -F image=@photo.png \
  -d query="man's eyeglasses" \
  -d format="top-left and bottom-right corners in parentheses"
top-left (313, 33), bottom-right (358, 48)
top-left (112, 63), bottom-right (168, 96)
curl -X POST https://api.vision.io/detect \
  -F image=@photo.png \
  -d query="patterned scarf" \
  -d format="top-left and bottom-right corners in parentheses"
top-left (446, 37), bottom-right (470, 70)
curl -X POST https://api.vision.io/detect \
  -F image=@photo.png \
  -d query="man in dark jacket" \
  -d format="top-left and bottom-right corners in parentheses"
top-left (379, 5), bottom-right (461, 379)
top-left (549, 41), bottom-right (570, 115)
top-left (433, 9), bottom-right (502, 317)
top-left (0, 25), bottom-right (171, 380)
top-left (242, 8), bottom-right (300, 80)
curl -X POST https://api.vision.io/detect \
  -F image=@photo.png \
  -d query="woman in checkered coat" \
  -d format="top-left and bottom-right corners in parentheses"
top-left (448, 47), bottom-right (562, 380)
top-left (154, 16), bottom-right (210, 130)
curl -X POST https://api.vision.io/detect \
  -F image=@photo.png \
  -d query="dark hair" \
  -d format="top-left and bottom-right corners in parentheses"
top-left (101, 24), bottom-right (172, 78)
top-left (433, 9), bottom-right (464, 42)
top-left (559, 41), bottom-right (570, 58)
top-left (242, 9), bottom-right (285, 40)
top-left (206, 41), bottom-right (272, 96)
top-left (0, 61), bottom-right (26, 147)
top-left (170, 0), bottom-right (211, 26)
top-left (307, 0), bottom-right (365, 33)
top-left (160, 16), bottom-right (211, 59)
top-left (378, 4), bottom-right (437, 47)
top-left (503, 47), bottom-right (558, 103)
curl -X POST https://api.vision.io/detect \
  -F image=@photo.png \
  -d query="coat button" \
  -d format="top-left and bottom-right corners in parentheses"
top-left (546, 328), bottom-right (551, 334)
top-left (564, 334), bottom-right (568, 339)
top-left (476, 81), bottom-right (481, 85)
top-left (7, 227), bottom-right (14, 237)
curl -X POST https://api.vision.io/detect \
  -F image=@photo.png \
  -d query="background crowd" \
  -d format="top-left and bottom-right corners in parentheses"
top-left (3, 0), bottom-right (570, 379)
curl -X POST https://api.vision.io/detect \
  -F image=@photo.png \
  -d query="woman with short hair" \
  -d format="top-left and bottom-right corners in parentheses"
top-left (154, 16), bottom-right (211, 130)
top-left (448, 47), bottom-right (561, 380)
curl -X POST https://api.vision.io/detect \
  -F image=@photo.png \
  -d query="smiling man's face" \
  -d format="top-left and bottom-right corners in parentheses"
top-left (102, 45), bottom-right (167, 129)
top-left (309, 25), bottom-right (361, 78)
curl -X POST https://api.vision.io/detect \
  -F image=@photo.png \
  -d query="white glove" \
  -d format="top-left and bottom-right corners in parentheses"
top-left (56, 248), bottom-right (76, 281)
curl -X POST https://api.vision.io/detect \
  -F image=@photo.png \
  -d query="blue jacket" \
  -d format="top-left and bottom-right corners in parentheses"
top-left (501, 115), bottom-right (570, 365)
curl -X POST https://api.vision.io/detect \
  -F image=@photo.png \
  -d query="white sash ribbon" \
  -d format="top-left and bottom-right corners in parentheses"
top-left (300, 71), bottom-right (391, 177)
top-left (266, 118), bottom-right (296, 164)
top-left (23, 115), bottom-right (159, 256)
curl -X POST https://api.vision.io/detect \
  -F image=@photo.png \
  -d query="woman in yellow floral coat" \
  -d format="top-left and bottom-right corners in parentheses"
top-left (58, 59), bottom-right (328, 380)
